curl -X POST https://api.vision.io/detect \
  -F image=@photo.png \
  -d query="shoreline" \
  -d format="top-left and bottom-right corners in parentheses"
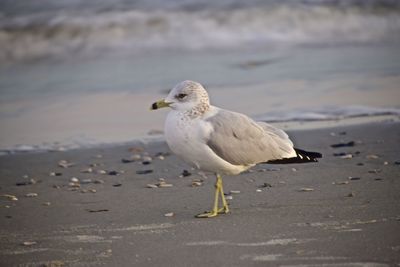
top-left (1, 120), bottom-right (399, 266)
top-left (1, 113), bottom-right (398, 156)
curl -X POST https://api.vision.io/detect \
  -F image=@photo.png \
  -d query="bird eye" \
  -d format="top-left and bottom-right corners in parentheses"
top-left (176, 93), bottom-right (187, 99)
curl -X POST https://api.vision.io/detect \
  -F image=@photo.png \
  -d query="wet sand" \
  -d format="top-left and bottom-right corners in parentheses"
top-left (0, 121), bottom-right (399, 266)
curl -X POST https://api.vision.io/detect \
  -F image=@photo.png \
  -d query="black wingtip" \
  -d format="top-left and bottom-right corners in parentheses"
top-left (265, 148), bottom-right (322, 164)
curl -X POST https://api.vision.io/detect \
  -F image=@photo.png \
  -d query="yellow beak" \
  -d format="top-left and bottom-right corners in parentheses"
top-left (150, 99), bottom-right (171, 110)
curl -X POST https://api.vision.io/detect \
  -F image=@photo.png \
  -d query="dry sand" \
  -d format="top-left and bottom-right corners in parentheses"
top-left (0, 121), bottom-right (399, 266)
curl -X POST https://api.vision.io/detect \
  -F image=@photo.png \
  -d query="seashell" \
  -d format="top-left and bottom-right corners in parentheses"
top-left (158, 182), bottom-right (173, 188)
top-left (2, 194), bottom-right (18, 201)
top-left (25, 193), bottom-right (38, 197)
top-left (70, 177), bottom-right (79, 183)
top-left (22, 241), bottom-right (37, 246)
top-left (298, 188), bottom-right (314, 192)
top-left (58, 160), bottom-right (74, 168)
top-left (191, 181), bottom-right (203, 187)
top-left (81, 168), bottom-right (93, 173)
top-left (164, 212), bottom-right (174, 217)
top-left (333, 181), bottom-right (349, 185)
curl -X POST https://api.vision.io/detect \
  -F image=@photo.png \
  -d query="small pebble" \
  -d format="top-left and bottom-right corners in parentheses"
top-left (42, 202), bottom-right (51, 206)
top-left (146, 184), bottom-right (158, 189)
top-left (94, 179), bottom-right (104, 184)
top-left (49, 172), bottom-right (62, 176)
top-left (97, 170), bottom-right (107, 174)
top-left (366, 154), bottom-right (379, 159)
top-left (291, 168), bottom-right (297, 172)
top-left (25, 193), bottom-right (38, 197)
top-left (142, 156), bottom-right (152, 162)
top-left (230, 190), bottom-right (241, 194)
top-left (89, 189), bottom-right (97, 193)
top-left (298, 188), bottom-right (314, 192)
top-left (121, 158), bottom-right (135, 163)
top-left (16, 180), bottom-right (35, 186)
top-left (108, 170), bottom-right (122, 176)
top-left (383, 161), bottom-right (389, 165)
top-left (164, 212), bottom-right (174, 217)
top-left (112, 183), bottom-right (122, 187)
top-left (68, 182), bottom-right (80, 188)
top-left (131, 154), bottom-right (142, 160)
top-left (22, 241), bottom-right (37, 246)
top-left (136, 170), bottom-right (153, 175)
top-left (226, 195), bottom-right (233, 200)
top-left (374, 178), bottom-right (383, 181)
top-left (340, 154), bottom-right (353, 159)
top-left (256, 189), bottom-right (263, 192)
top-left (348, 176), bottom-right (361, 181)
top-left (356, 163), bottom-right (364, 166)
top-left (181, 170), bottom-right (192, 177)
top-left (158, 155), bottom-right (165, 160)
top-left (347, 192), bottom-right (355, 197)
top-left (394, 161), bottom-right (400, 165)
top-left (260, 183), bottom-right (272, 188)
top-left (330, 141), bottom-right (355, 148)
top-left (70, 177), bottom-right (79, 183)
top-left (368, 169), bottom-right (382, 174)
top-left (95, 154), bottom-right (103, 158)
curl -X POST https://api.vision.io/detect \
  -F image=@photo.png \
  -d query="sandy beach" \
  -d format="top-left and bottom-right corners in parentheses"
top-left (1, 120), bottom-right (399, 266)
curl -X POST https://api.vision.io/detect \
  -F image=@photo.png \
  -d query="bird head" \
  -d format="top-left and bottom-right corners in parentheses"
top-left (151, 80), bottom-right (210, 112)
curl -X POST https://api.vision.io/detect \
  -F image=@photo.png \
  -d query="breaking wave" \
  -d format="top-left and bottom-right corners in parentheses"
top-left (255, 106), bottom-right (400, 122)
top-left (1, 1), bottom-right (400, 63)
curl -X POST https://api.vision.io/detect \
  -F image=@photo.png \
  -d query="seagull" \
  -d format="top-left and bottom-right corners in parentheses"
top-left (151, 80), bottom-right (321, 218)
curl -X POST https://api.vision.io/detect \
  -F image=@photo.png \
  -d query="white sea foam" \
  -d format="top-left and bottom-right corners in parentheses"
top-left (1, 2), bottom-right (399, 63)
top-left (255, 106), bottom-right (400, 123)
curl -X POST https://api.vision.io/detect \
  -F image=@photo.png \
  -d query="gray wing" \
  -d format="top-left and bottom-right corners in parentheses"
top-left (205, 109), bottom-right (295, 166)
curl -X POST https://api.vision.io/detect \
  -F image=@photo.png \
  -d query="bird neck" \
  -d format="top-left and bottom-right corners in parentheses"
top-left (184, 102), bottom-right (210, 118)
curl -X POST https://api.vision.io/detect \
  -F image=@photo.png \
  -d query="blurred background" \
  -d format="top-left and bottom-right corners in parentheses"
top-left (0, 0), bottom-right (400, 153)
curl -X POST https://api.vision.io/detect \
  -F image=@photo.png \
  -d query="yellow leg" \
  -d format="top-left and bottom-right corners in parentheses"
top-left (196, 174), bottom-right (229, 218)
top-left (217, 174), bottom-right (229, 214)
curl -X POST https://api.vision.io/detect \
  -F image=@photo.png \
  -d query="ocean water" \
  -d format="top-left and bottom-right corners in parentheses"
top-left (0, 0), bottom-right (400, 153)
